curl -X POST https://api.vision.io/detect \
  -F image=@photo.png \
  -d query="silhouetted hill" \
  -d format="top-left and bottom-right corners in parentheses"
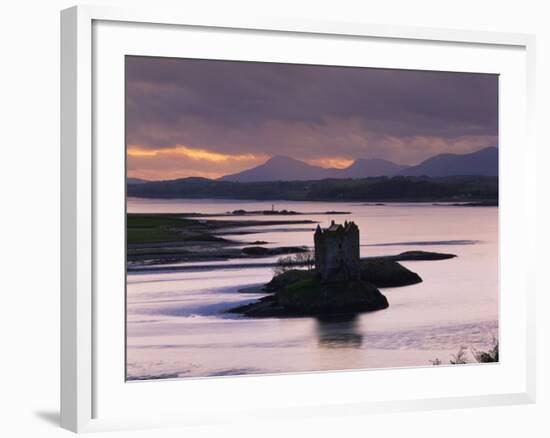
top-left (219, 156), bottom-right (407, 182)
top-left (127, 177), bottom-right (150, 184)
top-left (219, 156), bottom-right (338, 182)
top-left (344, 158), bottom-right (408, 178)
top-left (218, 148), bottom-right (497, 182)
top-left (398, 147), bottom-right (498, 177)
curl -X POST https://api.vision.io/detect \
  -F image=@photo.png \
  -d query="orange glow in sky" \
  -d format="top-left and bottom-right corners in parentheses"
top-left (127, 144), bottom-right (271, 180)
top-left (127, 144), bottom-right (261, 163)
top-left (127, 144), bottom-right (362, 180)
top-left (306, 157), bottom-right (354, 169)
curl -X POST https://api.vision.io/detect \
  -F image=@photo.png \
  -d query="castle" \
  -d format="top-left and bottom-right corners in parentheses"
top-left (314, 220), bottom-right (360, 282)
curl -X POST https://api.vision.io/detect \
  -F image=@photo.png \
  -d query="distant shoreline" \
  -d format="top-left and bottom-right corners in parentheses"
top-left (127, 175), bottom-right (498, 204)
top-left (128, 196), bottom-right (499, 206)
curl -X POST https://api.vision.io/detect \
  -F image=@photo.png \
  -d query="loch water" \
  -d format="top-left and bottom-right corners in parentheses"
top-left (126, 198), bottom-right (498, 380)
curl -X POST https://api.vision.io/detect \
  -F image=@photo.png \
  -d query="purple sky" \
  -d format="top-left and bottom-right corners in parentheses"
top-left (126, 56), bottom-right (498, 180)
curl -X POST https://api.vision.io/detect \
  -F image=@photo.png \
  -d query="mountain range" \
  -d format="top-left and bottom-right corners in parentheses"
top-left (217, 156), bottom-right (408, 182)
top-left (218, 147), bottom-right (497, 182)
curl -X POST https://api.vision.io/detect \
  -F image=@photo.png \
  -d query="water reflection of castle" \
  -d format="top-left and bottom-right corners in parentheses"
top-left (314, 220), bottom-right (360, 282)
top-left (315, 315), bottom-right (363, 349)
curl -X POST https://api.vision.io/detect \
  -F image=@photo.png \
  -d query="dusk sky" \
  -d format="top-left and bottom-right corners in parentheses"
top-left (126, 56), bottom-right (498, 181)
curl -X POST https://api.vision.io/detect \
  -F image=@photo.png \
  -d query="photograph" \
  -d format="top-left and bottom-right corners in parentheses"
top-left (125, 56), bottom-right (499, 381)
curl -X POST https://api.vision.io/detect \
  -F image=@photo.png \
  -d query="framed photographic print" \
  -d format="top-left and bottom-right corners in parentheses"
top-left (61, 5), bottom-right (536, 433)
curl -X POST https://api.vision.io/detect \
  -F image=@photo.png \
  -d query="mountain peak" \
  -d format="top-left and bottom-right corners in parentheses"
top-left (263, 155), bottom-right (303, 165)
top-left (267, 155), bottom-right (296, 161)
top-left (219, 155), bottom-right (408, 182)
top-left (399, 147), bottom-right (498, 177)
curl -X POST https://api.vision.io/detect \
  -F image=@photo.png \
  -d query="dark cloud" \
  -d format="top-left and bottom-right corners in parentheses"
top-left (126, 56), bottom-right (498, 171)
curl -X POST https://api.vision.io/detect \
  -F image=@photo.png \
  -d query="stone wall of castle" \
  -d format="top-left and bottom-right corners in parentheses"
top-left (314, 221), bottom-right (360, 282)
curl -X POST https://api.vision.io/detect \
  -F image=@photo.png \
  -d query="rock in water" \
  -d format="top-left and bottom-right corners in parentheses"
top-left (277, 278), bottom-right (388, 315)
top-left (360, 260), bottom-right (422, 287)
top-left (241, 246), bottom-right (270, 256)
top-left (228, 259), bottom-right (424, 318)
top-left (229, 276), bottom-right (388, 317)
top-left (391, 250), bottom-right (455, 261)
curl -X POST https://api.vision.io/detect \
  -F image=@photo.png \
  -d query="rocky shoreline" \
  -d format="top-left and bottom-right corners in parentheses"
top-left (226, 257), bottom-right (430, 318)
top-left (127, 213), bottom-right (458, 267)
top-left (127, 212), bottom-right (318, 265)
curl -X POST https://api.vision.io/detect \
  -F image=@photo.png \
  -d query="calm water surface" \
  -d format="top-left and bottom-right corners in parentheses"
top-left (126, 198), bottom-right (498, 380)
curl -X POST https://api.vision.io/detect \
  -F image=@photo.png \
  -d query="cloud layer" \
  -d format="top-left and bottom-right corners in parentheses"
top-left (126, 56), bottom-right (498, 180)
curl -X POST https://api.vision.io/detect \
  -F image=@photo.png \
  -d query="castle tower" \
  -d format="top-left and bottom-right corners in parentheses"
top-left (314, 220), bottom-right (360, 282)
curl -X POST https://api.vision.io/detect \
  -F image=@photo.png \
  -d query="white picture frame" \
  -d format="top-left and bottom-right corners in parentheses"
top-left (60, 4), bottom-right (537, 433)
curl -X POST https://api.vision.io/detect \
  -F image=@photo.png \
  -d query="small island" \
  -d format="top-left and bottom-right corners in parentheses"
top-left (228, 208), bottom-right (351, 216)
top-left (227, 220), bottom-right (440, 318)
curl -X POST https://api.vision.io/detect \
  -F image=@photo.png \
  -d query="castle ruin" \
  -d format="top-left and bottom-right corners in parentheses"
top-left (314, 220), bottom-right (360, 282)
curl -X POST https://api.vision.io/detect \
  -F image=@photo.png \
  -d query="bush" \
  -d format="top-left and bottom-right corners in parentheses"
top-left (264, 269), bottom-right (315, 292)
top-left (449, 346), bottom-right (468, 364)
top-left (431, 338), bottom-right (499, 365)
top-left (273, 250), bottom-right (314, 275)
top-left (472, 339), bottom-right (499, 363)
top-left (360, 259), bottom-right (422, 287)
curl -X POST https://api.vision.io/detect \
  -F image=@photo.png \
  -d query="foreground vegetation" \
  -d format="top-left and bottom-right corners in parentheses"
top-left (127, 213), bottom-right (315, 266)
top-left (431, 339), bottom-right (499, 365)
top-left (127, 214), bottom-right (213, 244)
